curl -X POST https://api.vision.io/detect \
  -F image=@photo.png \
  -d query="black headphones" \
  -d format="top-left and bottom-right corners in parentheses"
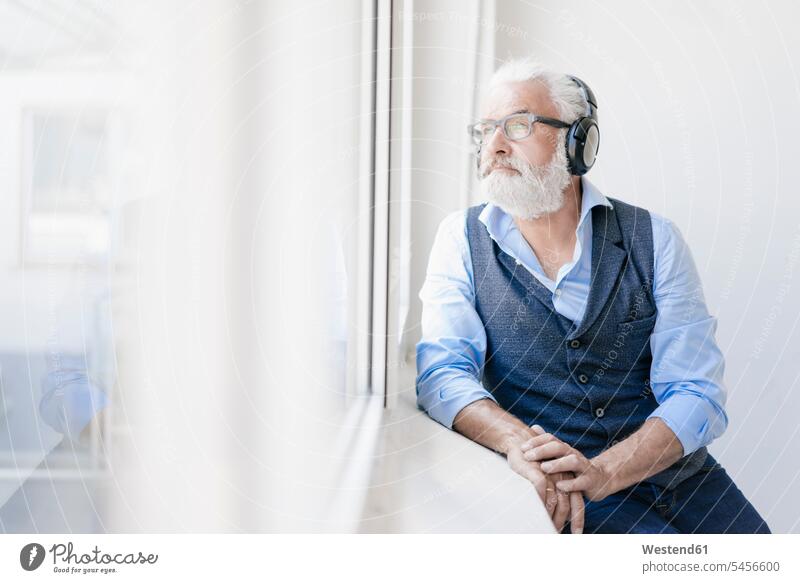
top-left (564, 75), bottom-right (599, 176)
top-left (475, 75), bottom-right (600, 176)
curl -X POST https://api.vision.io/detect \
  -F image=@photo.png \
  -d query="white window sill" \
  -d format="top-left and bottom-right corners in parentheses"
top-left (359, 390), bottom-right (557, 533)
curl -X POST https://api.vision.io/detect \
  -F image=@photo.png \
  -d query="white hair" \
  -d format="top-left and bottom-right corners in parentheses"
top-left (487, 57), bottom-right (587, 123)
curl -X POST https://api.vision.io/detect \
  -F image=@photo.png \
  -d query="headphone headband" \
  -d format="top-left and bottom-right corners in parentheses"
top-left (567, 75), bottom-right (598, 122)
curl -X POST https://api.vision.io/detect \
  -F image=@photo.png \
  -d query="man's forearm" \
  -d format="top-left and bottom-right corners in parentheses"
top-left (452, 398), bottom-right (534, 455)
top-left (594, 417), bottom-right (684, 495)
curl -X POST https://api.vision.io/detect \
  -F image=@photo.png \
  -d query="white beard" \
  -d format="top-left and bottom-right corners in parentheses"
top-left (478, 133), bottom-right (572, 220)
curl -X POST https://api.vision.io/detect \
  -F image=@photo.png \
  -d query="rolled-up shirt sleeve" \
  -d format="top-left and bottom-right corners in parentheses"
top-left (647, 215), bottom-right (729, 455)
top-left (415, 210), bottom-right (496, 428)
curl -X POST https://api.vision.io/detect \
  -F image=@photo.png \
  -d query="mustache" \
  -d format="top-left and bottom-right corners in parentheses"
top-left (479, 155), bottom-right (530, 179)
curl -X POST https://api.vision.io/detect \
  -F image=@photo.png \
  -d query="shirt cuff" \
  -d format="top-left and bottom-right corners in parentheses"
top-left (646, 390), bottom-right (728, 457)
top-left (417, 379), bottom-right (498, 429)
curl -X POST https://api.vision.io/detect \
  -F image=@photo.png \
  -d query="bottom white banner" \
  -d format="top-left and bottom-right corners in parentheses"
top-left (0, 534), bottom-right (797, 582)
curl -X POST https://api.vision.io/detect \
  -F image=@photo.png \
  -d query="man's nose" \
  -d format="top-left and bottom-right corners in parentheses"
top-left (484, 125), bottom-right (510, 157)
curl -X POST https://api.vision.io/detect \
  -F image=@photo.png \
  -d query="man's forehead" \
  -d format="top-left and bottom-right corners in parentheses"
top-left (479, 80), bottom-right (555, 119)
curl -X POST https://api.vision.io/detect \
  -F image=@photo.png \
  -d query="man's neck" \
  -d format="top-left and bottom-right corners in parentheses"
top-left (513, 176), bottom-right (583, 247)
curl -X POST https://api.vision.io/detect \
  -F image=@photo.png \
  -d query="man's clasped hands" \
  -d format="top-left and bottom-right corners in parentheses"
top-left (506, 424), bottom-right (619, 534)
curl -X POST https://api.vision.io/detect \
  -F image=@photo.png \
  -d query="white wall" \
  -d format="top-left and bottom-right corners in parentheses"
top-left (488, 0), bottom-right (800, 533)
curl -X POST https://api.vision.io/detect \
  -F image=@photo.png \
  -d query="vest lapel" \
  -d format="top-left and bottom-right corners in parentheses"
top-left (569, 203), bottom-right (627, 339)
top-left (495, 244), bottom-right (555, 311)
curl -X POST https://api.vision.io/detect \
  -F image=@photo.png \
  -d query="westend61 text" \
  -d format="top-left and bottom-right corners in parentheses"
top-left (642, 544), bottom-right (708, 555)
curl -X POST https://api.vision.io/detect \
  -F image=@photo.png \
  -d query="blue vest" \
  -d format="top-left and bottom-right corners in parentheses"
top-left (466, 197), bottom-right (707, 488)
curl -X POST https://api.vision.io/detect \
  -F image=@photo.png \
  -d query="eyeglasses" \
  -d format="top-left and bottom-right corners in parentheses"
top-left (467, 111), bottom-right (570, 146)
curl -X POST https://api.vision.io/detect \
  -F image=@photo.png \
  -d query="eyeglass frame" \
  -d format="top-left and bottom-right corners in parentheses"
top-left (466, 110), bottom-right (571, 147)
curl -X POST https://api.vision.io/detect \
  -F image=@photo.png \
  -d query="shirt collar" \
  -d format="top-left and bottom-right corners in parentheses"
top-left (478, 176), bottom-right (614, 242)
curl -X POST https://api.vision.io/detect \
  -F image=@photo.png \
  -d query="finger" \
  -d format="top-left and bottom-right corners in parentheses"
top-left (520, 433), bottom-right (557, 452)
top-left (529, 423), bottom-right (545, 435)
top-left (552, 486), bottom-right (570, 532)
top-left (569, 491), bottom-right (585, 534)
top-left (523, 441), bottom-right (571, 461)
top-left (544, 483), bottom-right (557, 517)
top-left (521, 433), bottom-right (553, 451)
top-left (540, 453), bottom-right (586, 474)
top-left (528, 471), bottom-right (549, 506)
top-left (555, 473), bottom-right (592, 493)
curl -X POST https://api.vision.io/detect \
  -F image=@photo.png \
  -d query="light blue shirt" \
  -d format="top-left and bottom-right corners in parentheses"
top-left (416, 178), bottom-right (728, 456)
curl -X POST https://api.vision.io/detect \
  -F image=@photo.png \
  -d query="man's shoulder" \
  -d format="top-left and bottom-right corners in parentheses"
top-left (437, 203), bottom-right (490, 237)
top-left (464, 202), bottom-right (489, 224)
top-left (438, 207), bottom-right (470, 235)
top-left (605, 196), bottom-right (676, 236)
top-left (431, 208), bottom-right (471, 259)
top-left (466, 201), bottom-right (489, 211)
top-left (605, 197), bottom-right (683, 265)
top-left (605, 195), bottom-right (650, 217)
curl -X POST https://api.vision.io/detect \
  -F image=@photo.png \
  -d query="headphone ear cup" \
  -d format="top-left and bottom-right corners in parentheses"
top-left (566, 117), bottom-right (600, 175)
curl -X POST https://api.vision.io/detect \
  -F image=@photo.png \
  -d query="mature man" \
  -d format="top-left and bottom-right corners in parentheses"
top-left (415, 57), bottom-right (770, 534)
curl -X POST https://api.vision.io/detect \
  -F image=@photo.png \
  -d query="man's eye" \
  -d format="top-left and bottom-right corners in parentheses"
top-left (505, 119), bottom-right (530, 137)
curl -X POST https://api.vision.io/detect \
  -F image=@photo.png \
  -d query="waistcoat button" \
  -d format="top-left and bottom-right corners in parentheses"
top-left (578, 373), bottom-right (589, 384)
top-left (569, 339), bottom-right (581, 349)
top-left (594, 407), bottom-right (605, 418)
